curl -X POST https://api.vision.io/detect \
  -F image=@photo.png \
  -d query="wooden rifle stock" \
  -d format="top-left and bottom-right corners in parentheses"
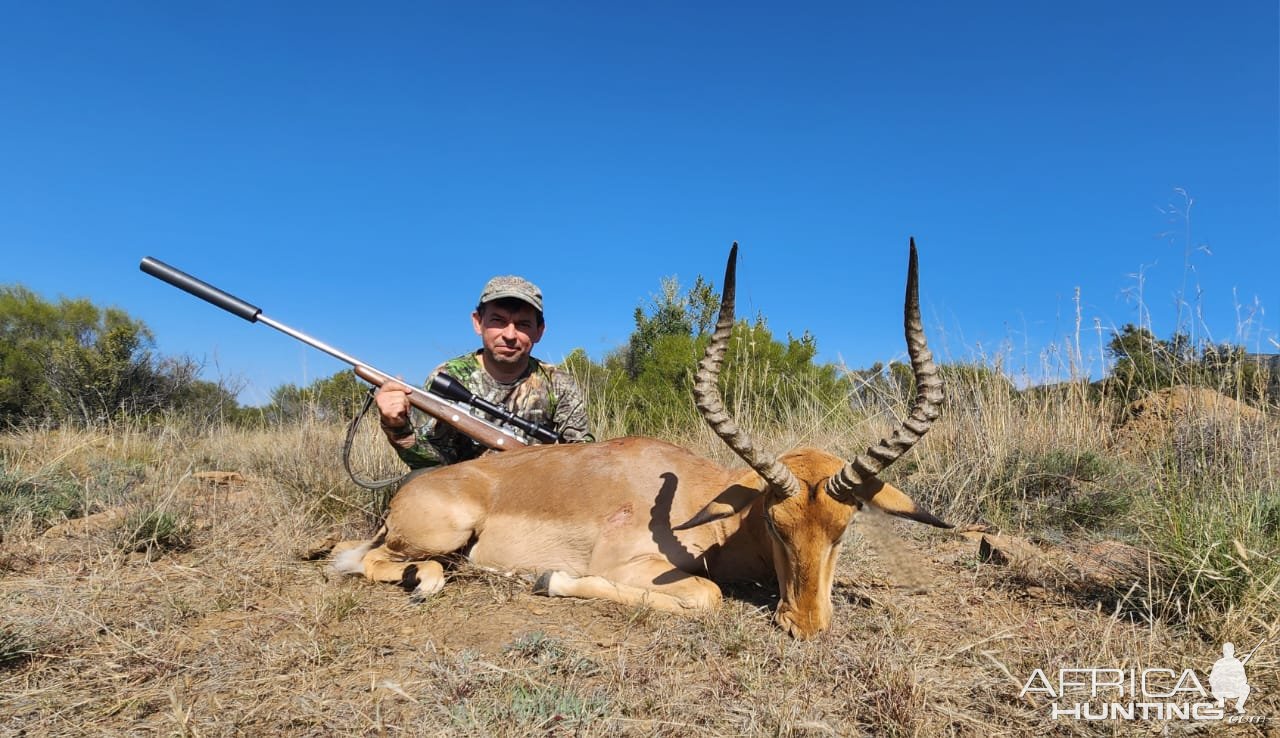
top-left (351, 366), bottom-right (526, 451)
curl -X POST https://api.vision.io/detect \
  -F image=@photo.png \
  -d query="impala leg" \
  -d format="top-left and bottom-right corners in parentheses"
top-left (330, 481), bottom-right (481, 601)
top-left (534, 556), bottom-right (722, 613)
top-left (331, 532), bottom-right (448, 600)
top-left (360, 545), bottom-right (447, 600)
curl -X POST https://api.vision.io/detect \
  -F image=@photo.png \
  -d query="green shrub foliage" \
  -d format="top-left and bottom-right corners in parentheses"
top-left (1107, 324), bottom-right (1270, 404)
top-left (263, 369), bottom-right (368, 424)
top-left (568, 274), bottom-right (851, 437)
top-left (0, 285), bottom-right (239, 427)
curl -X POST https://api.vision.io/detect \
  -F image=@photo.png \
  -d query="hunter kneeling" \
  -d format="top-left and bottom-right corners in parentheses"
top-left (375, 274), bottom-right (594, 467)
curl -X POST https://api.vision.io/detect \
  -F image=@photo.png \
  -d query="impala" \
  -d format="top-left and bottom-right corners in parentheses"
top-left (334, 240), bottom-right (948, 638)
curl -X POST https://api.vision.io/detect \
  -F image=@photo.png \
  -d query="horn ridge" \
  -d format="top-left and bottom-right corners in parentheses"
top-left (828, 238), bottom-right (943, 499)
top-left (694, 242), bottom-right (802, 498)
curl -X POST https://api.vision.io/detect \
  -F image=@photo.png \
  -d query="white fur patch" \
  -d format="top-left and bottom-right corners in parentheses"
top-left (330, 542), bottom-right (373, 575)
top-left (413, 575), bottom-right (445, 598)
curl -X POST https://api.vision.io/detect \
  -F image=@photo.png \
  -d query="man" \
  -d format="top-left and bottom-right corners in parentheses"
top-left (375, 275), bottom-right (593, 468)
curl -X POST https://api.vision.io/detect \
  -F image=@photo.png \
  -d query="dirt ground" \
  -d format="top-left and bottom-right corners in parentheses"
top-left (3, 465), bottom-right (1277, 737)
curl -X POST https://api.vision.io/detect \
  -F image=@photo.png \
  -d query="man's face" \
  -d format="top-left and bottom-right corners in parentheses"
top-left (472, 301), bottom-right (545, 369)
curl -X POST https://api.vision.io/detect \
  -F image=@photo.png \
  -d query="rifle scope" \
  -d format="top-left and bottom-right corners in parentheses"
top-left (429, 374), bottom-right (564, 445)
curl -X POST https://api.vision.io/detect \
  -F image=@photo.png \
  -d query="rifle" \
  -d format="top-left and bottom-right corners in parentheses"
top-left (138, 256), bottom-right (563, 450)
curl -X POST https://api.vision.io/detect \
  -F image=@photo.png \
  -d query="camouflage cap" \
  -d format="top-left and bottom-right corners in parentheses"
top-left (479, 275), bottom-right (543, 313)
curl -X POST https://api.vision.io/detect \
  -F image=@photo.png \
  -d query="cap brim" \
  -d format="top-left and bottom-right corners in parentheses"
top-left (481, 291), bottom-right (542, 311)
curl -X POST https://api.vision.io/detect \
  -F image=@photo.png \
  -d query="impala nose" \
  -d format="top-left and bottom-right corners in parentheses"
top-left (775, 603), bottom-right (827, 640)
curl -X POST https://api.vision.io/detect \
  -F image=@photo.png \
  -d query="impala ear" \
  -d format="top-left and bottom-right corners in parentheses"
top-left (673, 483), bottom-right (762, 531)
top-left (856, 478), bottom-right (953, 529)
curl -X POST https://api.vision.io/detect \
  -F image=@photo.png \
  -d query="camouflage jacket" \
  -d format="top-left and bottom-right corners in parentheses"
top-left (395, 351), bottom-right (594, 469)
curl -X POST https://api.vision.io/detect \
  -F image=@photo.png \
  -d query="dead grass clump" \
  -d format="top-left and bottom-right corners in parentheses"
top-left (0, 621), bottom-right (39, 670)
top-left (984, 448), bottom-right (1130, 536)
top-left (0, 428), bottom-right (153, 541)
top-left (1167, 413), bottom-right (1271, 480)
top-left (228, 420), bottom-right (395, 529)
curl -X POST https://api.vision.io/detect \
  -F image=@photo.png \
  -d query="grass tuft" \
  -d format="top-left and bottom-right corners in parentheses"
top-left (0, 466), bottom-right (85, 530)
top-left (119, 505), bottom-right (192, 553)
top-left (0, 624), bottom-right (38, 670)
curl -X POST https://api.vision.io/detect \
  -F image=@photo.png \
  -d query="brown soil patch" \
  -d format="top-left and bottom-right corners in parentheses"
top-left (1113, 385), bottom-right (1265, 452)
top-left (40, 508), bottom-right (126, 539)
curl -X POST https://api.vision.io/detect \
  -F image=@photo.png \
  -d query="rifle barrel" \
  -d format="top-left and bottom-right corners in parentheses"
top-left (139, 256), bottom-right (530, 451)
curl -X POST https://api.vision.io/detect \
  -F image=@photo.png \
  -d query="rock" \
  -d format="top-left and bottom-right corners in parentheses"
top-left (42, 508), bottom-right (125, 539)
top-left (971, 533), bottom-right (1045, 567)
top-left (192, 471), bottom-right (245, 487)
top-left (962, 529), bottom-right (1150, 594)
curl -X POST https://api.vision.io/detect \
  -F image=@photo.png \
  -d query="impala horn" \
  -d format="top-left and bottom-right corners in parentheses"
top-left (825, 239), bottom-right (944, 510)
top-left (693, 243), bottom-right (802, 498)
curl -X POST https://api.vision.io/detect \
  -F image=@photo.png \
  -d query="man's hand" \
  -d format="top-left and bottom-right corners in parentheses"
top-left (376, 380), bottom-right (417, 448)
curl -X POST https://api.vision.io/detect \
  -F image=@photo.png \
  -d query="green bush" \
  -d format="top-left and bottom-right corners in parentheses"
top-left (1107, 324), bottom-right (1270, 405)
top-left (567, 273), bottom-right (853, 438)
top-left (0, 284), bottom-right (238, 427)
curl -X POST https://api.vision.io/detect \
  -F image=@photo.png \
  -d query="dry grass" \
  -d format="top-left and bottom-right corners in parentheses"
top-left (2, 376), bottom-right (1279, 735)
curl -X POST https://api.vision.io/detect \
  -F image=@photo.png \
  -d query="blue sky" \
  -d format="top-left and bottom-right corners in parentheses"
top-left (3, 2), bottom-right (1277, 404)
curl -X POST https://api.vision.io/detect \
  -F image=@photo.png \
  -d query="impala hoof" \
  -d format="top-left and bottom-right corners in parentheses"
top-left (409, 578), bottom-right (444, 603)
top-left (532, 571), bottom-right (555, 596)
top-left (398, 564), bottom-right (420, 591)
top-left (406, 561), bottom-right (446, 602)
